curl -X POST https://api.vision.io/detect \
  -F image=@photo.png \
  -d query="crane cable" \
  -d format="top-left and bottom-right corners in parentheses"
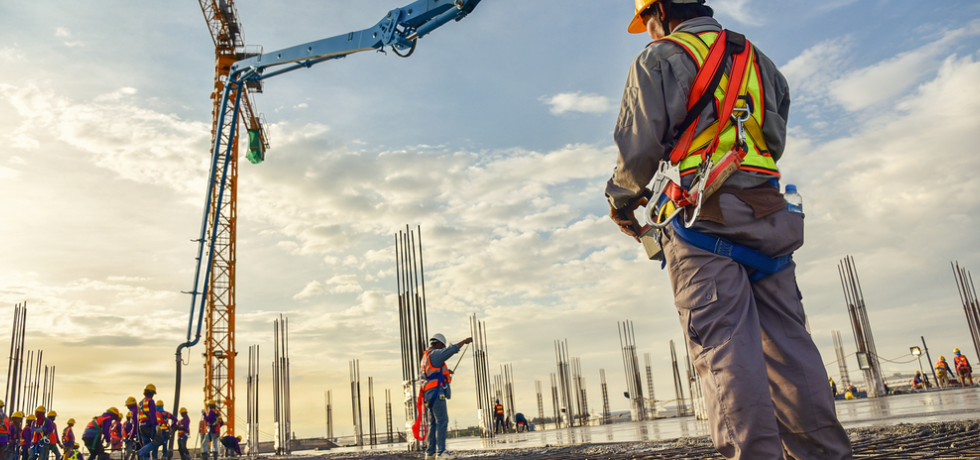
top-left (392, 37), bottom-right (417, 58)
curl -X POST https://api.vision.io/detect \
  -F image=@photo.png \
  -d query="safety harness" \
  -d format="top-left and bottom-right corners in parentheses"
top-left (411, 349), bottom-right (451, 441)
top-left (622, 29), bottom-right (791, 281)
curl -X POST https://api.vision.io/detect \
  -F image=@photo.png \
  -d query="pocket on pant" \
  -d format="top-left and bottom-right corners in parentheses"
top-left (676, 279), bottom-right (731, 350)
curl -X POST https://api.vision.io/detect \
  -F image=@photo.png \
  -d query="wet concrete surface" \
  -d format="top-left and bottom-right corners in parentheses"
top-left (321, 386), bottom-right (980, 455)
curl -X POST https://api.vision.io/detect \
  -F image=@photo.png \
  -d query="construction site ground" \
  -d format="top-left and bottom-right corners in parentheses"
top-left (314, 386), bottom-right (980, 459)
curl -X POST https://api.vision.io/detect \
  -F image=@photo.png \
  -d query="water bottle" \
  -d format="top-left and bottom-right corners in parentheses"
top-left (785, 184), bottom-right (803, 213)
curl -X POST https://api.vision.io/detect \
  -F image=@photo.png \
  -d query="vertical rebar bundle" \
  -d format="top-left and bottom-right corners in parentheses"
top-left (5, 303), bottom-right (27, 414)
top-left (501, 364), bottom-right (516, 432)
top-left (385, 389), bottom-right (393, 444)
top-left (349, 360), bottom-right (363, 447)
top-left (669, 340), bottom-right (688, 416)
top-left (553, 339), bottom-right (576, 427)
top-left (618, 321), bottom-right (645, 422)
top-left (599, 369), bottom-right (610, 425)
top-left (572, 358), bottom-right (588, 426)
top-left (644, 353), bottom-right (656, 418)
top-left (468, 315), bottom-right (493, 438)
top-left (395, 225), bottom-right (429, 449)
top-left (549, 373), bottom-right (559, 429)
top-left (535, 380), bottom-right (544, 427)
top-left (272, 316), bottom-right (291, 454)
top-left (368, 377), bottom-right (377, 446)
top-left (839, 256), bottom-right (885, 397)
top-left (686, 351), bottom-right (706, 420)
top-left (951, 262), bottom-right (980, 362)
top-left (246, 345), bottom-right (259, 456)
top-left (325, 390), bottom-right (333, 441)
top-left (832, 330), bottom-right (852, 391)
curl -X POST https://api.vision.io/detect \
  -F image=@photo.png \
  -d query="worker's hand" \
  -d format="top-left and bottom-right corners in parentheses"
top-left (609, 197), bottom-right (648, 241)
top-left (459, 337), bottom-right (473, 346)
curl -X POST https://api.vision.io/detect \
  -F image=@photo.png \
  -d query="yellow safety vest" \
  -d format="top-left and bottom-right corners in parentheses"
top-left (660, 31), bottom-right (779, 177)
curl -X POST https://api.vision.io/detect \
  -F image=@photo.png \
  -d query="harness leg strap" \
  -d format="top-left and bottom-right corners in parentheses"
top-left (669, 218), bottom-right (791, 282)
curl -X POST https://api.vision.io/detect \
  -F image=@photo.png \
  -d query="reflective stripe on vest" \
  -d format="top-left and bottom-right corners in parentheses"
top-left (494, 404), bottom-right (503, 416)
top-left (955, 356), bottom-right (970, 370)
top-left (62, 427), bottom-right (73, 445)
top-left (660, 31), bottom-right (779, 178)
top-left (155, 412), bottom-right (169, 431)
top-left (419, 349), bottom-right (452, 394)
top-left (139, 399), bottom-right (153, 424)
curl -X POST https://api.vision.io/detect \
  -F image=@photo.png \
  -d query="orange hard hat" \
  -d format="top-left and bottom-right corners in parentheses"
top-left (627, 0), bottom-right (706, 34)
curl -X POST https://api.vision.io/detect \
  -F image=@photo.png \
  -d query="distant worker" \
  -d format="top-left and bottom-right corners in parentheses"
top-left (123, 398), bottom-right (138, 460)
top-left (219, 435), bottom-right (241, 457)
top-left (605, 0), bottom-right (852, 458)
top-left (174, 409), bottom-right (190, 460)
top-left (202, 401), bottom-right (223, 460)
top-left (493, 399), bottom-right (505, 434)
top-left (135, 385), bottom-right (156, 460)
top-left (60, 419), bottom-right (75, 460)
top-left (9, 412), bottom-right (24, 460)
top-left (954, 349), bottom-right (973, 386)
top-left (62, 442), bottom-right (83, 460)
top-left (935, 356), bottom-right (954, 388)
top-left (22, 415), bottom-right (33, 460)
top-left (829, 377), bottom-right (837, 396)
top-left (108, 420), bottom-right (122, 456)
top-left (82, 408), bottom-right (120, 460)
top-left (141, 401), bottom-right (173, 460)
top-left (0, 400), bottom-right (9, 460)
top-left (514, 413), bottom-right (528, 433)
top-left (47, 411), bottom-right (62, 460)
top-left (414, 333), bottom-right (472, 460)
top-left (911, 371), bottom-right (925, 390)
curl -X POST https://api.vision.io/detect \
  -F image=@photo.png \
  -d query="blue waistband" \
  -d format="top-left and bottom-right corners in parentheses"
top-left (669, 218), bottom-right (791, 282)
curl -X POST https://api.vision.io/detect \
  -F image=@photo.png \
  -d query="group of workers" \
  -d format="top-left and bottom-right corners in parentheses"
top-left (912, 349), bottom-right (974, 390)
top-left (489, 400), bottom-right (529, 434)
top-left (0, 384), bottom-right (244, 460)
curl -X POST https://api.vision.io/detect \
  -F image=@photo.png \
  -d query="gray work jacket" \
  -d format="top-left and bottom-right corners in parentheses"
top-left (605, 17), bottom-right (791, 210)
top-left (422, 343), bottom-right (460, 403)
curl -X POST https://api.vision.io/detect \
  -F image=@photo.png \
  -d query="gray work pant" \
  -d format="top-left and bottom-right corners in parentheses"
top-left (662, 193), bottom-right (852, 460)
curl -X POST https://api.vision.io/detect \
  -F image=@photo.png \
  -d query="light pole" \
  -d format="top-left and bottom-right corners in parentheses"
top-left (910, 346), bottom-right (924, 381)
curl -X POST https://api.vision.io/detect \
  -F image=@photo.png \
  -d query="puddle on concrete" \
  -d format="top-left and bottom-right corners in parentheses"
top-left (326, 386), bottom-right (980, 454)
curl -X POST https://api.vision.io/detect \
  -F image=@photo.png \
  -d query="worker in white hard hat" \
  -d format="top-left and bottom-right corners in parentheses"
top-left (417, 333), bottom-right (472, 460)
top-left (606, 1), bottom-right (852, 459)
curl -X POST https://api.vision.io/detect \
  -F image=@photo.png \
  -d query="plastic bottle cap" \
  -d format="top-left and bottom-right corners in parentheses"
top-left (785, 184), bottom-right (797, 194)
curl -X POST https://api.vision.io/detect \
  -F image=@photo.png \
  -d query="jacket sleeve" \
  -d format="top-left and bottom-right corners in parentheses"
top-left (753, 47), bottom-right (790, 161)
top-left (607, 45), bottom-right (695, 209)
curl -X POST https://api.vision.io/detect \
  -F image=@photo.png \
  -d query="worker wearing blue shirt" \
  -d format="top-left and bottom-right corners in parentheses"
top-left (421, 333), bottom-right (472, 460)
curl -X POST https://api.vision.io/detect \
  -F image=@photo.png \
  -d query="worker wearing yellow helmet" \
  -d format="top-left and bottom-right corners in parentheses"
top-left (954, 348), bottom-right (973, 386)
top-left (61, 418), bottom-right (76, 455)
top-left (45, 410), bottom-right (62, 460)
top-left (935, 356), bottom-right (953, 388)
top-left (175, 408), bottom-right (191, 460)
top-left (28, 406), bottom-right (56, 460)
top-left (136, 384), bottom-right (158, 460)
top-left (605, 0), bottom-right (852, 458)
top-left (202, 401), bottom-right (223, 460)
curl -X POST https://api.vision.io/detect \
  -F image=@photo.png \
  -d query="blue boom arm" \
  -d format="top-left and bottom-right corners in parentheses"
top-left (171, 0), bottom-right (481, 445)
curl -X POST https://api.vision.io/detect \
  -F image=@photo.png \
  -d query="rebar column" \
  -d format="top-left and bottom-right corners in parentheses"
top-left (395, 225), bottom-right (430, 450)
top-left (839, 256), bottom-right (885, 397)
top-left (952, 262), bottom-right (980, 363)
top-left (618, 321), bottom-right (645, 421)
top-left (469, 315), bottom-right (493, 438)
top-left (599, 369), bottom-right (610, 425)
top-left (669, 340), bottom-right (687, 416)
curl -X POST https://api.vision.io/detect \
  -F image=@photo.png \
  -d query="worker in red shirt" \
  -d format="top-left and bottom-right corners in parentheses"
top-left (954, 349), bottom-right (973, 386)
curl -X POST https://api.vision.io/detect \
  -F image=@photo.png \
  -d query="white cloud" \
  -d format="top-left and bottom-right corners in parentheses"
top-left (324, 274), bottom-right (363, 293)
top-left (293, 280), bottom-right (325, 299)
top-left (540, 92), bottom-right (612, 115)
top-left (0, 46), bottom-right (24, 60)
top-left (712, 0), bottom-right (760, 26)
top-left (0, 83), bottom-right (210, 194)
top-left (55, 27), bottom-right (71, 38)
top-left (294, 103), bottom-right (308, 109)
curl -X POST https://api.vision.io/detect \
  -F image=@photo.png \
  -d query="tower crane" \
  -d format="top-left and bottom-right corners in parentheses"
top-left (172, 0), bottom-right (482, 450)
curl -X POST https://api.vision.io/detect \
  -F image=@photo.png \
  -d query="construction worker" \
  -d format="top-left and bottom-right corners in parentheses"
top-left (514, 413), bottom-right (528, 433)
top-left (418, 333), bottom-right (472, 460)
top-left (152, 401), bottom-right (174, 460)
top-left (218, 436), bottom-right (240, 457)
top-left (28, 406), bottom-right (54, 460)
top-left (60, 420), bottom-right (74, 459)
top-left (606, 1), bottom-right (852, 459)
top-left (202, 401), bottom-right (222, 460)
top-left (123, 397), bottom-right (138, 460)
top-left (954, 349), bottom-right (973, 386)
top-left (935, 356), bottom-right (954, 388)
top-left (9, 412), bottom-right (23, 460)
top-left (174, 409), bottom-right (190, 460)
top-left (46, 411), bottom-right (61, 460)
top-left (81, 408), bottom-right (120, 460)
top-left (0, 400), bottom-right (9, 460)
top-left (911, 371), bottom-right (925, 390)
top-left (492, 399), bottom-right (505, 434)
top-left (21, 415), bottom-right (34, 460)
top-left (135, 385), bottom-right (156, 460)
top-left (61, 443), bottom-right (82, 460)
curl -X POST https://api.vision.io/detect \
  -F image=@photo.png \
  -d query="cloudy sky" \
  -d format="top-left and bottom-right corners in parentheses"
top-left (3, 0), bottom-right (980, 440)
